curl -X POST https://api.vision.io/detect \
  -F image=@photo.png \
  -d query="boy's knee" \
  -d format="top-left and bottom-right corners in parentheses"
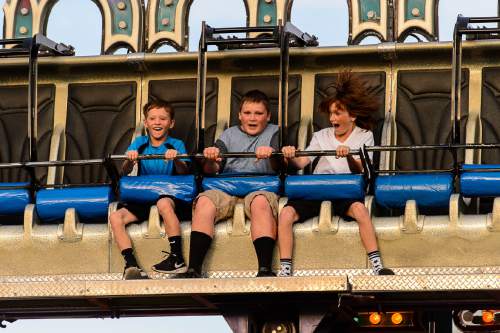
top-left (157, 197), bottom-right (174, 214)
top-left (350, 202), bottom-right (369, 220)
top-left (279, 206), bottom-right (298, 225)
top-left (250, 195), bottom-right (270, 212)
top-left (195, 196), bottom-right (216, 211)
top-left (109, 210), bottom-right (125, 228)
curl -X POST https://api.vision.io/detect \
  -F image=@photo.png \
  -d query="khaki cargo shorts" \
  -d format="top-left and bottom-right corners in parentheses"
top-left (193, 189), bottom-right (279, 223)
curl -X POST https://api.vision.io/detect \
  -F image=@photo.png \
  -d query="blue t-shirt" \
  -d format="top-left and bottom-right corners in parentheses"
top-left (126, 135), bottom-right (188, 175)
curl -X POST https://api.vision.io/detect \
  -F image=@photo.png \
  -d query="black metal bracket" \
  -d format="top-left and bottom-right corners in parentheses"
top-left (0, 35), bottom-right (74, 164)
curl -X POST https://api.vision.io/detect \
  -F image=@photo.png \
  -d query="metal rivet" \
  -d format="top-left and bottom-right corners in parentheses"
top-left (411, 7), bottom-right (420, 17)
top-left (19, 26), bottom-right (28, 35)
top-left (118, 20), bottom-right (127, 29)
top-left (263, 15), bottom-right (272, 23)
top-left (367, 10), bottom-right (375, 19)
top-left (161, 18), bottom-right (170, 26)
top-left (164, 0), bottom-right (174, 6)
top-left (117, 1), bottom-right (126, 10)
top-left (265, 0), bottom-right (273, 3)
top-left (20, 7), bottom-right (29, 15)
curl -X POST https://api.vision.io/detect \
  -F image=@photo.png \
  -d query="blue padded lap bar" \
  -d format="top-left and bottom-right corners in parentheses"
top-left (375, 173), bottom-right (453, 209)
top-left (285, 174), bottom-right (366, 201)
top-left (0, 182), bottom-right (31, 215)
top-left (120, 175), bottom-right (197, 203)
top-left (202, 175), bottom-right (281, 197)
top-left (36, 186), bottom-right (113, 222)
top-left (461, 164), bottom-right (500, 197)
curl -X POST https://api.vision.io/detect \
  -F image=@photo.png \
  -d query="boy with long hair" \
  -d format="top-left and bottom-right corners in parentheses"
top-left (278, 71), bottom-right (394, 277)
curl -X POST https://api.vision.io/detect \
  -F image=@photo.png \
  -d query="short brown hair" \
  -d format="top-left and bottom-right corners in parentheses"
top-left (239, 90), bottom-right (270, 113)
top-left (319, 70), bottom-right (378, 130)
top-left (143, 99), bottom-right (175, 119)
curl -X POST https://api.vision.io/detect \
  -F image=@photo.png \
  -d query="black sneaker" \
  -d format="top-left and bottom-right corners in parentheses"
top-left (175, 268), bottom-right (202, 279)
top-left (152, 251), bottom-right (188, 274)
top-left (123, 266), bottom-right (149, 280)
top-left (256, 267), bottom-right (276, 277)
top-left (377, 268), bottom-right (395, 275)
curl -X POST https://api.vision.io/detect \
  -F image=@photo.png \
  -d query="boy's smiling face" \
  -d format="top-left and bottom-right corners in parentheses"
top-left (144, 106), bottom-right (174, 143)
top-left (238, 101), bottom-right (270, 136)
top-left (329, 101), bottom-right (355, 137)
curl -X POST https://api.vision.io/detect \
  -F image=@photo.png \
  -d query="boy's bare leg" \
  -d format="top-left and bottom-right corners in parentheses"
top-left (109, 208), bottom-right (139, 251)
top-left (152, 197), bottom-right (187, 273)
top-left (184, 195), bottom-right (218, 276)
top-left (191, 196), bottom-right (216, 237)
top-left (346, 202), bottom-right (378, 253)
top-left (249, 195), bottom-right (277, 276)
top-left (346, 202), bottom-right (393, 274)
top-left (156, 197), bottom-right (181, 237)
top-left (110, 208), bottom-right (148, 279)
top-left (250, 195), bottom-right (276, 241)
top-left (277, 206), bottom-right (299, 259)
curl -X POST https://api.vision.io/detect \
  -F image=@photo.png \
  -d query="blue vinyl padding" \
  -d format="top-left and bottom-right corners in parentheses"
top-left (285, 174), bottom-right (366, 201)
top-left (461, 164), bottom-right (500, 197)
top-left (36, 186), bottom-right (113, 222)
top-left (375, 173), bottom-right (453, 209)
top-left (0, 182), bottom-right (31, 215)
top-left (120, 175), bottom-right (197, 203)
top-left (202, 175), bottom-right (281, 197)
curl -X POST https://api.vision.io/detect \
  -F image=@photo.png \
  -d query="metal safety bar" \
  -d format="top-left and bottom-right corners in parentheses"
top-left (451, 16), bottom-right (500, 150)
top-left (0, 35), bottom-right (74, 165)
top-left (195, 22), bottom-right (317, 155)
top-left (0, 143), bottom-right (498, 170)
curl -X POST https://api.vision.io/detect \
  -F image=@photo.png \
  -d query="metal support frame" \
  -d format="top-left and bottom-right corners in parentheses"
top-left (195, 22), bottom-right (317, 154)
top-left (0, 35), bottom-right (73, 163)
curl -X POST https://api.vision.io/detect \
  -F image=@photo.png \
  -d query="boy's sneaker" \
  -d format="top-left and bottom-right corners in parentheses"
top-left (175, 268), bottom-right (202, 279)
top-left (377, 268), bottom-right (395, 275)
top-left (277, 266), bottom-right (292, 277)
top-left (151, 251), bottom-right (188, 274)
top-left (256, 267), bottom-right (276, 277)
top-left (123, 266), bottom-right (149, 280)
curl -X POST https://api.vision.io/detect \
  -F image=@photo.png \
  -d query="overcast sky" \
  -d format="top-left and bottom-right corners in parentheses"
top-left (1, 0), bottom-right (499, 332)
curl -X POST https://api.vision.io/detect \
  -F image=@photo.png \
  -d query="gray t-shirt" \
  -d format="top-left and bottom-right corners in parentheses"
top-left (215, 124), bottom-right (279, 174)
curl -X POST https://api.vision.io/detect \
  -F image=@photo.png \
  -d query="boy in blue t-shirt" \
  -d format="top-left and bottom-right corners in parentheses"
top-left (109, 100), bottom-right (190, 279)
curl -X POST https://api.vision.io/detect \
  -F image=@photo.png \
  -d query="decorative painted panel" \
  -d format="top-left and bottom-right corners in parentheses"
top-left (146, 0), bottom-right (192, 52)
top-left (396, 0), bottom-right (438, 42)
top-left (2, 0), bottom-right (59, 43)
top-left (92, 0), bottom-right (144, 54)
top-left (348, 0), bottom-right (388, 44)
top-left (244, 0), bottom-right (293, 36)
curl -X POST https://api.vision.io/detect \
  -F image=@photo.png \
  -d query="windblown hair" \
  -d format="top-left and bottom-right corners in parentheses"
top-left (143, 99), bottom-right (175, 119)
top-left (319, 70), bottom-right (379, 130)
top-left (239, 89), bottom-right (270, 113)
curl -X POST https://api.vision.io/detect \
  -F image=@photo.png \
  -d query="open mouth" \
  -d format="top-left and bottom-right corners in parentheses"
top-left (333, 124), bottom-right (340, 128)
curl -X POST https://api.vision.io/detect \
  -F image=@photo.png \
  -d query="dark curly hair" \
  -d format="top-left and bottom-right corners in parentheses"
top-left (319, 70), bottom-right (379, 130)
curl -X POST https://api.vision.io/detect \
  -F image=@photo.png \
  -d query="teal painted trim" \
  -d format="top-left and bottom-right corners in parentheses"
top-left (110, 0), bottom-right (133, 36)
top-left (405, 0), bottom-right (426, 21)
top-left (257, 0), bottom-right (277, 26)
top-left (14, 3), bottom-right (33, 38)
top-left (359, 0), bottom-right (380, 23)
top-left (156, 0), bottom-right (178, 33)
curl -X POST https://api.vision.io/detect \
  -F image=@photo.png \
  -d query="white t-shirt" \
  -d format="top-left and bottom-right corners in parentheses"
top-left (305, 126), bottom-right (374, 174)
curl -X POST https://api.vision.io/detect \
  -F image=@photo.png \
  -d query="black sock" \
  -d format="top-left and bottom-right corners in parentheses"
top-left (121, 248), bottom-right (138, 268)
top-left (188, 231), bottom-right (213, 274)
top-left (253, 237), bottom-right (275, 271)
top-left (168, 236), bottom-right (184, 261)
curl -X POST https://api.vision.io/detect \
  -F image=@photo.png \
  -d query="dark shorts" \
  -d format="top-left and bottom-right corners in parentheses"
top-left (117, 195), bottom-right (192, 222)
top-left (284, 199), bottom-right (362, 223)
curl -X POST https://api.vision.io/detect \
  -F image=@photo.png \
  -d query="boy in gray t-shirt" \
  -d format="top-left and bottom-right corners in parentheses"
top-left (181, 90), bottom-right (279, 278)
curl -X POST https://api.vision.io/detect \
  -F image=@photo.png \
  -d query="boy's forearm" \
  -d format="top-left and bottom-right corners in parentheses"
top-left (202, 160), bottom-right (220, 175)
top-left (121, 160), bottom-right (134, 176)
top-left (347, 155), bottom-right (363, 173)
top-left (289, 156), bottom-right (311, 170)
top-left (174, 160), bottom-right (190, 174)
